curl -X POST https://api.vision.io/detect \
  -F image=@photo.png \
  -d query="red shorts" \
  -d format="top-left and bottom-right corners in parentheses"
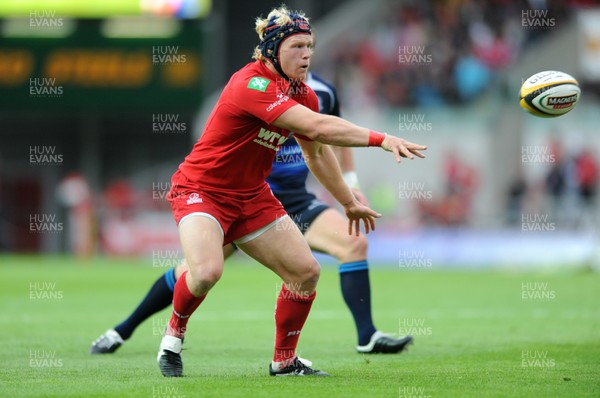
top-left (168, 169), bottom-right (287, 245)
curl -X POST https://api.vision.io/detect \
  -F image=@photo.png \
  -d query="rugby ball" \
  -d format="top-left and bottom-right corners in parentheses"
top-left (519, 71), bottom-right (580, 117)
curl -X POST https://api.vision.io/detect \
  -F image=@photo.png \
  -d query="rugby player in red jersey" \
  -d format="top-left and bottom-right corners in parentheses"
top-left (91, 71), bottom-right (415, 359)
top-left (153, 6), bottom-right (425, 377)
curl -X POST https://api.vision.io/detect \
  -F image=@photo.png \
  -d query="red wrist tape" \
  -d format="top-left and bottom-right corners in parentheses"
top-left (368, 130), bottom-right (386, 147)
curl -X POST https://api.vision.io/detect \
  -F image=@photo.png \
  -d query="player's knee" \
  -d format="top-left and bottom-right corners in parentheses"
top-left (306, 259), bottom-right (321, 281)
top-left (286, 256), bottom-right (320, 287)
top-left (186, 260), bottom-right (223, 290)
top-left (297, 258), bottom-right (320, 288)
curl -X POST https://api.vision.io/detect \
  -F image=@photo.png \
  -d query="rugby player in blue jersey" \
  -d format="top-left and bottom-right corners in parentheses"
top-left (91, 72), bottom-right (413, 356)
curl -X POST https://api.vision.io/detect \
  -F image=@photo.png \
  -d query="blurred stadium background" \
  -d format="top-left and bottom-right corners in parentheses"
top-left (2, 0), bottom-right (600, 265)
top-left (1, 1), bottom-right (600, 397)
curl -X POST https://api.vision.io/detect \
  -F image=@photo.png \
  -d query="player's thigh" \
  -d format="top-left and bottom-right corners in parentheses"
top-left (178, 215), bottom-right (225, 282)
top-left (238, 216), bottom-right (319, 283)
top-left (174, 243), bottom-right (236, 279)
top-left (304, 208), bottom-right (367, 261)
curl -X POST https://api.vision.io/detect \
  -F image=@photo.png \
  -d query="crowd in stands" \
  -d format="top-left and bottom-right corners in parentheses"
top-left (328, 0), bottom-right (595, 108)
top-left (507, 141), bottom-right (599, 230)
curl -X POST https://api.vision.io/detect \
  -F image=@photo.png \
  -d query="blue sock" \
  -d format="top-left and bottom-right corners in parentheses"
top-left (114, 268), bottom-right (176, 340)
top-left (339, 261), bottom-right (377, 346)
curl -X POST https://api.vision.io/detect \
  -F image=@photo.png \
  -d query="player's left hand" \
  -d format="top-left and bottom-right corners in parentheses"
top-left (343, 199), bottom-right (381, 236)
top-left (352, 188), bottom-right (370, 207)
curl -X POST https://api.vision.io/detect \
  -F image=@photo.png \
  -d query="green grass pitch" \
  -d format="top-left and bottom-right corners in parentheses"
top-left (1, 255), bottom-right (599, 397)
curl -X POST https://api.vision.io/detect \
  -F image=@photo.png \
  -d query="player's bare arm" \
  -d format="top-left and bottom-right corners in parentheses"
top-left (294, 137), bottom-right (379, 236)
top-left (273, 104), bottom-right (428, 162)
top-left (336, 147), bottom-right (357, 179)
top-left (332, 146), bottom-right (369, 206)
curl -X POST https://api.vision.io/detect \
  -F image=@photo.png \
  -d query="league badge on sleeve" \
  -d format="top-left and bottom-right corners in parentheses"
top-left (248, 77), bottom-right (270, 92)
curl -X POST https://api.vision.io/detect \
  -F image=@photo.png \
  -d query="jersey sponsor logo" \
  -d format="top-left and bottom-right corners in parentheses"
top-left (266, 93), bottom-right (290, 112)
top-left (186, 192), bottom-right (203, 205)
top-left (253, 127), bottom-right (288, 151)
top-left (247, 77), bottom-right (270, 92)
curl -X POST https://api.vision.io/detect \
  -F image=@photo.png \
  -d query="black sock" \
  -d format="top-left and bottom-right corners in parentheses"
top-left (114, 268), bottom-right (177, 340)
top-left (339, 261), bottom-right (377, 346)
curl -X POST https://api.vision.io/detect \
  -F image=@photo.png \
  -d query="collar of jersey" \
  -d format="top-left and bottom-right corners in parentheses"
top-left (255, 60), bottom-right (281, 83)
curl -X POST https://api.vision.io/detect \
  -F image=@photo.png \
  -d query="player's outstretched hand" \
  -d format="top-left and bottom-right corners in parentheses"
top-left (352, 188), bottom-right (370, 207)
top-left (382, 135), bottom-right (427, 163)
top-left (343, 199), bottom-right (381, 236)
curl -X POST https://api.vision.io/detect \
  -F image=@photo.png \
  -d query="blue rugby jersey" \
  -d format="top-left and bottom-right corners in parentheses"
top-left (266, 72), bottom-right (340, 193)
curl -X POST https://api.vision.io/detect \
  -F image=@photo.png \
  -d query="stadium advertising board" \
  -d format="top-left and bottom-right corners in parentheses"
top-left (0, 20), bottom-right (203, 111)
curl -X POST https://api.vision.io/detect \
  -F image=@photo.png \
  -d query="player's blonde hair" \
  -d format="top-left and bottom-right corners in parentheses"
top-left (252, 5), bottom-right (310, 61)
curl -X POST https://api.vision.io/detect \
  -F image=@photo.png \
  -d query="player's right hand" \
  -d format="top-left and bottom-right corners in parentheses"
top-left (381, 135), bottom-right (427, 163)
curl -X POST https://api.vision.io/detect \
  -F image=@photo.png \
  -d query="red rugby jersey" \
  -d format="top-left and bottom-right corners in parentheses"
top-left (178, 61), bottom-right (318, 193)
